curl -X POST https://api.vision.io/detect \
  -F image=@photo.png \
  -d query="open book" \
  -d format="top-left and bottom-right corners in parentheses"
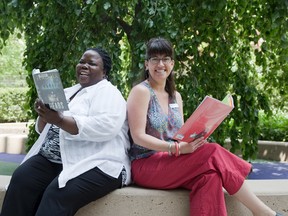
top-left (173, 94), bottom-right (234, 142)
top-left (32, 69), bottom-right (69, 111)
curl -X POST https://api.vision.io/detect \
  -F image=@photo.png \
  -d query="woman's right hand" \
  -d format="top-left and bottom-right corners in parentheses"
top-left (178, 137), bottom-right (207, 154)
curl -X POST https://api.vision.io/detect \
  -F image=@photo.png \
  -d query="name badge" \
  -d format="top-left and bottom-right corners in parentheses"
top-left (169, 103), bottom-right (179, 108)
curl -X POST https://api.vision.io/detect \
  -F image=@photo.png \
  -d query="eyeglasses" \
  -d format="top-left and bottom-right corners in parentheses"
top-left (149, 57), bottom-right (172, 65)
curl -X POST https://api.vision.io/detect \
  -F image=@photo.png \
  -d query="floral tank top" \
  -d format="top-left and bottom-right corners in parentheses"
top-left (129, 81), bottom-right (182, 161)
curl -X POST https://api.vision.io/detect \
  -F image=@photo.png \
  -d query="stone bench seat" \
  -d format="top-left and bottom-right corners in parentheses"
top-left (0, 175), bottom-right (287, 216)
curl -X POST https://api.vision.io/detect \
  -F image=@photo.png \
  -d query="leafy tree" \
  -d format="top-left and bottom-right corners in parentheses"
top-left (0, 0), bottom-right (287, 160)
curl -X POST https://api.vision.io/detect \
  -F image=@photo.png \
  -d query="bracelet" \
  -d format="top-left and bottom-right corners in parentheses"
top-left (168, 142), bottom-right (172, 156)
top-left (175, 141), bottom-right (180, 157)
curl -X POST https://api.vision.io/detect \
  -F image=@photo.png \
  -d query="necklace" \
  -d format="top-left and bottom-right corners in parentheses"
top-left (67, 87), bottom-right (83, 103)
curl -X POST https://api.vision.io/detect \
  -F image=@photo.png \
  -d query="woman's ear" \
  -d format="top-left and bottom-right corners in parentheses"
top-left (171, 59), bottom-right (175, 68)
top-left (103, 70), bottom-right (108, 79)
top-left (144, 60), bottom-right (149, 70)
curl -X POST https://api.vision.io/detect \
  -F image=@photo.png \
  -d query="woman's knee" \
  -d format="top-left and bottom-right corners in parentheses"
top-left (203, 142), bottom-right (221, 150)
top-left (196, 142), bottom-right (222, 158)
top-left (8, 165), bottom-right (31, 189)
top-left (192, 171), bottom-right (222, 191)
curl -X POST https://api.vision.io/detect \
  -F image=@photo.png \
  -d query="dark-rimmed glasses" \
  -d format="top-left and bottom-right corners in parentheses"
top-left (149, 57), bottom-right (172, 65)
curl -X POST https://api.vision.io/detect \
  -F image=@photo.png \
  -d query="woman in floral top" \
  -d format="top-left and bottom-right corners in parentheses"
top-left (127, 37), bottom-right (282, 216)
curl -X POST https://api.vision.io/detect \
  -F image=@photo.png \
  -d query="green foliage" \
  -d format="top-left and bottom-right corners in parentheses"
top-left (259, 112), bottom-right (288, 142)
top-left (0, 30), bottom-right (27, 88)
top-left (0, 0), bottom-right (287, 159)
top-left (0, 88), bottom-right (29, 122)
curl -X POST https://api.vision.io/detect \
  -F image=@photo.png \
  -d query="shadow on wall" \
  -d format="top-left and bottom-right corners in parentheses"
top-left (257, 141), bottom-right (288, 162)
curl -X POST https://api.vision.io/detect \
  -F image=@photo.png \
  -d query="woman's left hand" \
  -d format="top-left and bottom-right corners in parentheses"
top-left (178, 137), bottom-right (207, 154)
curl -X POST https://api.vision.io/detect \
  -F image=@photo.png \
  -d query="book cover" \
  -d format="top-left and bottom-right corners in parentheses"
top-left (173, 94), bottom-right (234, 142)
top-left (32, 68), bottom-right (69, 111)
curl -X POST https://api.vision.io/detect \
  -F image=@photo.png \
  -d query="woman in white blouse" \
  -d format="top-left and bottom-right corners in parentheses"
top-left (0, 47), bottom-right (131, 216)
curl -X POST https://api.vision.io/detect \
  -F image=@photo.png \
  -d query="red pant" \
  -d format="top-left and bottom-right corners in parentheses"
top-left (131, 143), bottom-right (252, 216)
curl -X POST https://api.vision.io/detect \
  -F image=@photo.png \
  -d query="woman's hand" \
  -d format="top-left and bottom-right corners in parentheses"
top-left (34, 99), bottom-right (63, 125)
top-left (34, 99), bottom-right (78, 135)
top-left (178, 137), bottom-right (207, 154)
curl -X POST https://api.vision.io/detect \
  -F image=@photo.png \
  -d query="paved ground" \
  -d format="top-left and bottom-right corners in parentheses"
top-left (0, 153), bottom-right (25, 164)
top-left (248, 162), bottom-right (288, 179)
top-left (0, 153), bottom-right (288, 179)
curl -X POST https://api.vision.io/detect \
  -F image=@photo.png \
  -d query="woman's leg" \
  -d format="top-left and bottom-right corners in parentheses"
top-left (187, 171), bottom-right (228, 215)
top-left (233, 181), bottom-right (276, 216)
top-left (35, 166), bottom-right (122, 216)
top-left (0, 154), bottom-right (62, 216)
top-left (132, 143), bottom-right (252, 216)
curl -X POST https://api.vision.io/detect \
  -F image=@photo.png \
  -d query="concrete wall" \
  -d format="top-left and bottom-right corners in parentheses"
top-left (1, 176), bottom-right (288, 216)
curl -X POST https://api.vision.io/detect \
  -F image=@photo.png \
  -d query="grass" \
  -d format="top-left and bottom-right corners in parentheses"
top-left (0, 161), bottom-right (19, 176)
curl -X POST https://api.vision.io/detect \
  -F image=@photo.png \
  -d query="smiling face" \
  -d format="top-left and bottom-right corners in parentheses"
top-left (145, 54), bottom-right (174, 83)
top-left (76, 50), bottom-right (105, 88)
top-left (144, 38), bottom-right (175, 84)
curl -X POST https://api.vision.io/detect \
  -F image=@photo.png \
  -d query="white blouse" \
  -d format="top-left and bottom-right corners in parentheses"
top-left (22, 79), bottom-right (131, 188)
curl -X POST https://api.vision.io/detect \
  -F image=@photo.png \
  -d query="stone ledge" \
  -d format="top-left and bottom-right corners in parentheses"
top-left (0, 122), bottom-right (30, 135)
top-left (257, 140), bottom-right (288, 162)
top-left (0, 122), bottom-right (287, 161)
top-left (0, 134), bottom-right (27, 154)
top-left (0, 175), bottom-right (287, 216)
top-left (2, 134), bottom-right (287, 162)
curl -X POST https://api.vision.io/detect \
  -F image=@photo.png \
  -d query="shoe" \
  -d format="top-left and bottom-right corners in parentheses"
top-left (275, 213), bottom-right (283, 216)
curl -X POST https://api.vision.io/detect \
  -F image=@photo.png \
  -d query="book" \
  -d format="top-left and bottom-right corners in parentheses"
top-left (173, 94), bottom-right (234, 142)
top-left (32, 68), bottom-right (69, 111)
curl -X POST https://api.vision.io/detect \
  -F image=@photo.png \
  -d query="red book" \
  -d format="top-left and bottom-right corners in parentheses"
top-left (173, 94), bottom-right (234, 142)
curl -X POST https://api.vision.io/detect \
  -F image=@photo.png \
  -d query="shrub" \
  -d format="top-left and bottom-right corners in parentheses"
top-left (0, 87), bottom-right (29, 122)
top-left (258, 111), bottom-right (288, 142)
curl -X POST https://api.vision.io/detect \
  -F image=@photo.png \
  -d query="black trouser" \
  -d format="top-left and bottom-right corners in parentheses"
top-left (0, 154), bottom-right (122, 216)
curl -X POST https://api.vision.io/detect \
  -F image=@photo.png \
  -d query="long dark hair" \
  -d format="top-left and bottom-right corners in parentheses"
top-left (143, 37), bottom-right (176, 98)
